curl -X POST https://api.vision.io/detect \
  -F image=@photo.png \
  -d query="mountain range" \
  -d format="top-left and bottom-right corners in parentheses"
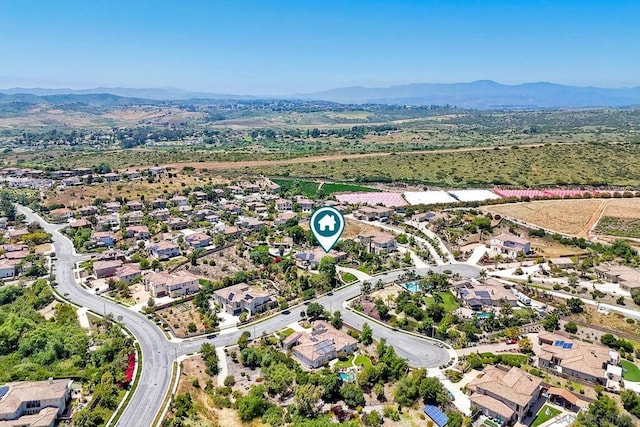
top-left (2, 80), bottom-right (640, 108)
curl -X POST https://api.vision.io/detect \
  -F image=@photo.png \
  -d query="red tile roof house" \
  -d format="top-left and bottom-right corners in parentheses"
top-left (274, 212), bottom-right (297, 226)
top-left (358, 232), bottom-right (397, 254)
top-left (185, 232), bottom-right (211, 248)
top-left (123, 211), bottom-right (144, 225)
top-left (104, 201), bottom-right (121, 213)
top-left (79, 205), bottom-right (98, 216)
top-left (213, 283), bottom-right (272, 316)
top-left (115, 264), bottom-right (142, 284)
top-left (282, 321), bottom-right (358, 369)
top-left (49, 207), bottom-right (73, 222)
top-left (93, 260), bottom-right (123, 278)
top-left (275, 198), bottom-right (293, 211)
top-left (126, 200), bottom-right (145, 211)
top-left (69, 218), bottom-right (92, 229)
top-left (0, 258), bottom-right (18, 278)
top-left (170, 195), bottom-right (190, 206)
top-left (125, 225), bottom-right (150, 240)
top-left (467, 366), bottom-right (542, 423)
top-left (150, 240), bottom-right (181, 260)
top-left (150, 198), bottom-right (167, 209)
top-left (143, 270), bottom-right (200, 298)
top-left (489, 233), bottom-right (531, 258)
top-left (6, 228), bottom-right (29, 242)
top-left (91, 231), bottom-right (117, 247)
top-left (168, 217), bottom-right (188, 231)
top-left (97, 213), bottom-right (120, 231)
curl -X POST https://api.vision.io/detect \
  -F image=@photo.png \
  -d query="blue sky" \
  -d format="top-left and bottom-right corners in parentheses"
top-left (1, 0), bottom-right (639, 94)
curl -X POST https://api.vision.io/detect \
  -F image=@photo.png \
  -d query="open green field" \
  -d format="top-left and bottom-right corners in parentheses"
top-left (256, 143), bottom-right (640, 187)
top-left (425, 291), bottom-right (460, 312)
top-left (531, 405), bottom-right (561, 427)
top-left (272, 178), bottom-right (320, 198)
top-left (621, 359), bottom-right (640, 382)
top-left (272, 178), bottom-right (379, 198)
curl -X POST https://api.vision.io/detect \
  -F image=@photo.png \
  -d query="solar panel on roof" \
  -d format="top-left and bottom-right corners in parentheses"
top-left (476, 291), bottom-right (491, 298)
top-left (563, 343), bottom-right (573, 349)
top-left (0, 386), bottom-right (8, 398)
top-left (554, 340), bottom-right (565, 347)
top-left (423, 405), bottom-right (448, 427)
top-left (228, 292), bottom-right (235, 301)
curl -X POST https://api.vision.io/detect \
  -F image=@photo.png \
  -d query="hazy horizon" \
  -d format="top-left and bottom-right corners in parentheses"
top-left (2, 1), bottom-right (640, 95)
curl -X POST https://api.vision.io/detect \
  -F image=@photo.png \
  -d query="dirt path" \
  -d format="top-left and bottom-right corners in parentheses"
top-left (578, 199), bottom-right (608, 238)
top-left (136, 142), bottom-right (576, 171)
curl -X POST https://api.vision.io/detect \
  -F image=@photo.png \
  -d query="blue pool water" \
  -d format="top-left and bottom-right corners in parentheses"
top-left (402, 281), bottom-right (419, 292)
top-left (476, 312), bottom-right (490, 319)
top-left (340, 372), bottom-right (355, 382)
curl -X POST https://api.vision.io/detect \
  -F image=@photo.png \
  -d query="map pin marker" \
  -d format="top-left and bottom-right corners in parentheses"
top-left (309, 206), bottom-right (345, 253)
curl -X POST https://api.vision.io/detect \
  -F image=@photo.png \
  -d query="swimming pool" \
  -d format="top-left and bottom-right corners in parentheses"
top-left (402, 281), bottom-right (420, 292)
top-left (476, 312), bottom-right (490, 319)
top-left (339, 372), bottom-right (355, 382)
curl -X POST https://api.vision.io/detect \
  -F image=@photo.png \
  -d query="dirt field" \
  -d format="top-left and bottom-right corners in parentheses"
top-left (486, 198), bottom-right (640, 239)
top-left (484, 199), bottom-right (606, 236)
top-left (178, 246), bottom-right (258, 281)
top-left (156, 301), bottom-right (208, 338)
top-left (42, 173), bottom-right (228, 208)
top-left (530, 237), bottom-right (588, 258)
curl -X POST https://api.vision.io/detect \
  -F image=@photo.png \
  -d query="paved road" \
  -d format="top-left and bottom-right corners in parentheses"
top-left (18, 205), bottom-right (176, 427)
top-left (17, 206), bottom-right (477, 425)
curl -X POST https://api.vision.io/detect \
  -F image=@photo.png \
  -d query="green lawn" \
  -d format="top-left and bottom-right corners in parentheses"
top-left (341, 272), bottom-right (357, 283)
top-left (424, 291), bottom-right (460, 312)
top-left (531, 405), bottom-right (561, 427)
top-left (321, 182), bottom-right (380, 194)
top-left (272, 178), bottom-right (319, 198)
top-left (279, 328), bottom-right (295, 338)
top-left (621, 359), bottom-right (640, 382)
top-left (357, 265), bottom-right (371, 274)
top-left (334, 355), bottom-right (354, 369)
top-left (354, 354), bottom-right (373, 369)
top-left (271, 178), bottom-right (379, 198)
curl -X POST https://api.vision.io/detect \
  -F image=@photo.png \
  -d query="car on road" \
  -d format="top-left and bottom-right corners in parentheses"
top-left (63, 292), bottom-right (70, 297)
top-left (446, 390), bottom-right (455, 401)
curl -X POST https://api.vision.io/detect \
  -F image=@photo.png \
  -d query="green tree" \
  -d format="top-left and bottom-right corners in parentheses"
top-left (564, 321), bottom-right (578, 333)
top-left (361, 322), bottom-right (373, 345)
top-left (306, 302), bottom-right (325, 320)
top-left (238, 331), bottom-right (251, 349)
top-left (331, 311), bottom-right (343, 329)
top-left (200, 343), bottom-right (219, 376)
top-left (237, 387), bottom-right (270, 422)
top-left (340, 382), bottom-right (365, 408)
top-left (293, 383), bottom-right (324, 417)
top-left (567, 297), bottom-right (584, 313)
top-left (543, 313), bottom-right (559, 332)
top-left (318, 257), bottom-right (337, 288)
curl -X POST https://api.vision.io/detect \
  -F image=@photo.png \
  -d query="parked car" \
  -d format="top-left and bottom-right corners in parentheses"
top-left (505, 339), bottom-right (517, 345)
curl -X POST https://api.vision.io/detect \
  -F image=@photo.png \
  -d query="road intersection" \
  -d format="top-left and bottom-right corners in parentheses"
top-left (17, 205), bottom-right (475, 426)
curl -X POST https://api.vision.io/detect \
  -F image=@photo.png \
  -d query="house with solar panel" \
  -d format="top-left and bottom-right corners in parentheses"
top-left (456, 279), bottom-right (518, 310)
top-left (0, 379), bottom-right (72, 427)
top-left (422, 405), bottom-right (448, 427)
top-left (537, 332), bottom-right (617, 385)
top-left (213, 283), bottom-right (272, 316)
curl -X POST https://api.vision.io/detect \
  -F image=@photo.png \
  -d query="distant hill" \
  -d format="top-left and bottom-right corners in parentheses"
top-left (0, 87), bottom-right (256, 101)
top-left (3, 81), bottom-right (640, 108)
top-left (299, 80), bottom-right (640, 108)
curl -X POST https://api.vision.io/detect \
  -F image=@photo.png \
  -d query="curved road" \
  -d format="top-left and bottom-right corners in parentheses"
top-left (18, 206), bottom-right (476, 426)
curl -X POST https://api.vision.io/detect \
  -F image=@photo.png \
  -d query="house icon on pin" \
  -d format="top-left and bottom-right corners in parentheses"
top-left (318, 213), bottom-right (337, 232)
